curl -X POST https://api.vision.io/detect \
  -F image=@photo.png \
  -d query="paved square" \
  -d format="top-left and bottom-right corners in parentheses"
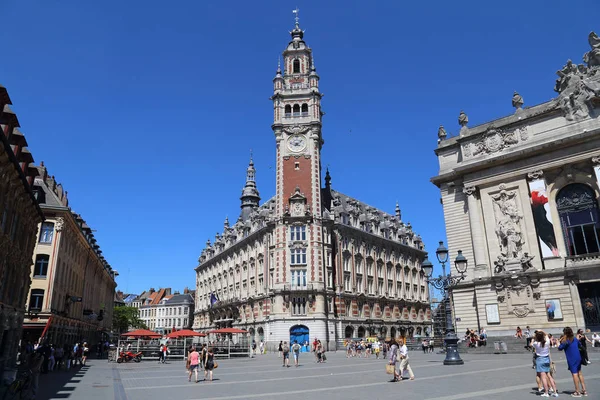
top-left (38, 351), bottom-right (600, 400)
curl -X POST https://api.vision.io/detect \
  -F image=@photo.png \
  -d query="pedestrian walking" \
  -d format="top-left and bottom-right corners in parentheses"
top-left (577, 329), bottom-right (592, 365)
top-left (48, 344), bottom-right (56, 372)
top-left (204, 347), bottom-right (216, 381)
top-left (187, 347), bottom-right (200, 383)
top-left (398, 338), bottom-right (415, 381)
top-left (259, 340), bottom-right (264, 355)
top-left (388, 339), bottom-right (399, 382)
top-left (292, 340), bottom-right (301, 367)
top-left (532, 330), bottom-right (558, 397)
top-left (278, 341), bottom-right (283, 358)
top-left (282, 341), bottom-right (290, 367)
top-left (559, 326), bottom-right (588, 397)
top-left (82, 342), bottom-right (89, 366)
top-left (374, 340), bottom-right (381, 359)
top-left (428, 338), bottom-right (434, 353)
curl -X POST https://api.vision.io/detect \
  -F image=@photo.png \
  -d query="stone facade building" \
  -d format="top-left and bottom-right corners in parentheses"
top-left (22, 164), bottom-right (117, 346)
top-left (432, 32), bottom-right (600, 336)
top-left (194, 20), bottom-right (430, 349)
top-left (0, 84), bottom-right (45, 379)
top-left (135, 288), bottom-right (194, 333)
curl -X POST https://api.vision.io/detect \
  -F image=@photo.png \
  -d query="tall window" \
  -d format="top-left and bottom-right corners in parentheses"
top-left (39, 222), bottom-right (54, 244)
top-left (557, 183), bottom-right (600, 256)
top-left (344, 275), bottom-right (351, 292)
top-left (356, 277), bottom-right (363, 292)
top-left (29, 289), bottom-right (44, 311)
top-left (291, 248), bottom-right (307, 265)
top-left (293, 104), bottom-right (300, 117)
top-left (293, 59), bottom-right (300, 73)
top-left (292, 297), bottom-right (306, 315)
top-left (33, 255), bottom-right (50, 277)
top-left (285, 105), bottom-right (291, 117)
top-left (291, 269), bottom-right (307, 287)
top-left (290, 226), bottom-right (306, 241)
top-left (301, 103), bottom-right (308, 116)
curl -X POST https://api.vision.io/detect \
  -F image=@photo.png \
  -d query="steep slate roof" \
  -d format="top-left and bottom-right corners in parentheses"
top-left (165, 294), bottom-right (194, 305)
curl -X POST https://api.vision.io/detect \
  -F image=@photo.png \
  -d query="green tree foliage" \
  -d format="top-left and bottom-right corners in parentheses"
top-left (112, 306), bottom-right (147, 333)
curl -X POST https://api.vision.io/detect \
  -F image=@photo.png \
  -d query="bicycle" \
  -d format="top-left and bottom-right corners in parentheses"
top-left (2, 369), bottom-right (33, 400)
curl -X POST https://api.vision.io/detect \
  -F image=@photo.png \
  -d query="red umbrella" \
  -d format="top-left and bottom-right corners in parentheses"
top-left (208, 327), bottom-right (248, 334)
top-left (166, 329), bottom-right (206, 338)
top-left (121, 329), bottom-right (162, 338)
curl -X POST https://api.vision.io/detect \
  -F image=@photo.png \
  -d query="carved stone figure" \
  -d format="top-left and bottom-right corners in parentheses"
top-left (493, 255), bottom-right (507, 274)
top-left (437, 125), bottom-right (447, 140)
top-left (491, 187), bottom-right (524, 260)
top-left (583, 31), bottom-right (600, 68)
top-left (520, 253), bottom-right (535, 271)
top-left (458, 110), bottom-right (468, 127)
top-left (512, 91), bottom-right (524, 109)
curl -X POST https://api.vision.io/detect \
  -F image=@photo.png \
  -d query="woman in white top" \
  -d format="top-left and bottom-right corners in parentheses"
top-left (532, 331), bottom-right (558, 397)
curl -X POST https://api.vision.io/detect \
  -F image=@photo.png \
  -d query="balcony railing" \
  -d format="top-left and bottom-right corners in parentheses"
top-left (565, 252), bottom-right (600, 268)
top-left (283, 112), bottom-right (309, 118)
top-left (283, 284), bottom-right (314, 292)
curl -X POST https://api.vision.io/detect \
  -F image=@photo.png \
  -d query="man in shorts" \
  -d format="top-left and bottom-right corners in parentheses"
top-left (282, 341), bottom-right (290, 367)
top-left (292, 340), bottom-right (301, 367)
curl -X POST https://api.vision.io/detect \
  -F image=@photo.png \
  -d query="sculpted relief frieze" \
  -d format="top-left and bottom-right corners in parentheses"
top-left (461, 126), bottom-right (528, 159)
top-left (491, 185), bottom-right (525, 262)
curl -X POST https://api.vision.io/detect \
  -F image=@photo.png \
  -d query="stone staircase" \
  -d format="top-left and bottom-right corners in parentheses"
top-left (458, 336), bottom-right (600, 355)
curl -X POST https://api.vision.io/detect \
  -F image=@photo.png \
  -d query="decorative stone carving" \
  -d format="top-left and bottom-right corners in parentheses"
top-left (527, 170), bottom-right (544, 181)
top-left (437, 125), bottom-right (447, 141)
top-left (512, 91), bottom-right (524, 110)
top-left (520, 253), bottom-right (535, 272)
top-left (462, 126), bottom-right (526, 159)
top-left (283, 125), bottom-right (310, 135)
top-left (462, 185), bottom-right (477, 196)
top-left (55, 217), bottom-right (65, 232)
top-left (512, 306), bottom-right (530, 318)
top-left (458, 110), bottom-right (468, 127)
top-left (554, 34), bottom-right (600, 121)
top-left (493, 255), bottom-right (508, 274)
top-left (491, 187), bottom-right (524, 261)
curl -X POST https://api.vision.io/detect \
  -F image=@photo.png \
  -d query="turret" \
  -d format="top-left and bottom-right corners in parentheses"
top-left (240, 155), bottom-right (260, 221)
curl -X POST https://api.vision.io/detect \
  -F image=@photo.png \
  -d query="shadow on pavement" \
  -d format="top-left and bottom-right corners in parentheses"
top-left (37, 364), bottom-right (91, 400)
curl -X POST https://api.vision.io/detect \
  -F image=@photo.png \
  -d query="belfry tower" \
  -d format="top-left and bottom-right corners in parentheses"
top-left (270, 11), bottom-right (328, 336)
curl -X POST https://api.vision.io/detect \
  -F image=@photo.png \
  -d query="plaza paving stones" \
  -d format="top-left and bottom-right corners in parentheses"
top-left (38, 351), bottom-right (600, 400)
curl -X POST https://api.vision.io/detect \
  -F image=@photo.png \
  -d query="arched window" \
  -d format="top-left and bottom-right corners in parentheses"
top-left (301, 103), bottom-right (308, 116)
top-left (293, 59), bottom-right (300, 74)
top-left (557, 183), bottom-right (600, 256)
top-left (293, 104), bottom-right (300, 117)
top-left (284, 105), bottom-right (291, 117)
top-left (29, 289), bottom-right (44, 312)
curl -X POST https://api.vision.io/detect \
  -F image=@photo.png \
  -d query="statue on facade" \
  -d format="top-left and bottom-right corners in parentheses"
top-left (520, 253), bottom-right (535, 271)
top-left (512, 91), bottom-right (524, 110)
top-left (492, 188), bottom-right (524, 261)
top-left (583, 31), bottom-right (600, 68)
top-left (494, 255), bottom-right (507, 274)
top-left (458, 110), bottom-right (468, 127)
top-left (437, 125), bottom-right (447, 141)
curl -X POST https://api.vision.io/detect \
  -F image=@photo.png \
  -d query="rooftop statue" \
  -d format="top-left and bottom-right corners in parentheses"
top-left (511, 91), bottom-right (524, 110)
top-left (437, 125), bottom-right (447, 140)
top-left (458, 110), bottom-right (468, 127)
top-left (583, 31), bottom-right (600, 68)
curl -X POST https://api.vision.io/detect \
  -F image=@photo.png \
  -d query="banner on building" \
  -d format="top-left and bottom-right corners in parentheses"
top-left (528, 178), bottom-right (559, 257)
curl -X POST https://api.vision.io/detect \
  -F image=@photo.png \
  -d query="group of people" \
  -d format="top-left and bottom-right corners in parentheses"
top-left (531, 327), bottom-right (592, 397)
top-left (464, 328), bottom-right (487, 348)
top-left (21, 341), bottom-right (90, 373)
top-left (186, 344), bottom-right (216, 382)
top-left (344, 339), bottom-right (384, 359)
top-left (278, 338), bottom-right (327, 366)
top-left (420, 338), bottom-right (435, 353)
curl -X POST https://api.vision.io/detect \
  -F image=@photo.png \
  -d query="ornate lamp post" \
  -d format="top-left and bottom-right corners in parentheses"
top-left (421, 241), bottom-right (468, 366)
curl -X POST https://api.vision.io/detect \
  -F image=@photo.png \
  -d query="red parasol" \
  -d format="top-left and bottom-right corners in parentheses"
top-left (166, 329), bottom-right (206, 338)
top-left (208, 327), bottom-right (248, 334)
top-left (121, 329), bottom-right (162, 338)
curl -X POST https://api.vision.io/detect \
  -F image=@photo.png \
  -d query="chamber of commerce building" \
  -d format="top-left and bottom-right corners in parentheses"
top-left (432, 32), bottom-right (600, 336)
top-left (193, 20), bottom-right (431, 350)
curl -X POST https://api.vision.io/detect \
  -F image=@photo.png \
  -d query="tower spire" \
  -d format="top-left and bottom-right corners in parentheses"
top-left (293, 7), bottom-right (300, 28)
top-left (240, 152), bottom-right (260, 221)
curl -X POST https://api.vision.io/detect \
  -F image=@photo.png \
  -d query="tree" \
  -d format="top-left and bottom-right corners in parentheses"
top-left (112, 306), bottom-right (147, 334)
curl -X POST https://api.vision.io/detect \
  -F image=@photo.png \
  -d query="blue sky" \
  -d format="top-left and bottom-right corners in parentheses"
top-left (2, 1), bottom-right (598, 295)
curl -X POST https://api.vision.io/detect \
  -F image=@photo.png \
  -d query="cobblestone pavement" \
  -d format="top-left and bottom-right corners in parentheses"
top-left (37, 351), bottom-right (600, 400)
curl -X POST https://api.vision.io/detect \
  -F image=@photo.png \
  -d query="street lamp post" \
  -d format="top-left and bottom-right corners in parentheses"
top-left (421, 241), bottom-right (468, 366)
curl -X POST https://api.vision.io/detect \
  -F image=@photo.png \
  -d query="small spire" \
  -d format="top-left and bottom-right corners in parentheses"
top-left (437, 125), bottom-right (447, 141)
top-left (224, 216), bottom-right (229, 228)
top-left (395, 201), bottom-right (401, 220)
top-left (325, 167), bottom-right (331, 188)
top-left (293, 7), bottom-right (300, 28)
top-left (277, 57), bottom-right (281, 73)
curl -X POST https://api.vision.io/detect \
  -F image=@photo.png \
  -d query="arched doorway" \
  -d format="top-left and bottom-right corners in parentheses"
top-left (257, 327), bottom-right (264, 342)
top-left (248, 327), bottom-right (255, 343)
top-left (345, 325), bottom-right (354, 339)
top-left (399, 327), bottom-right (407, 337)
top-left (290, 325), bottom-right (310, 352)
top-left (390, 327), bottom-right (396, 339)
top-left (380, 326), bottom-right (387, 338)
top-left (357, 326), bottom-right (366, 338)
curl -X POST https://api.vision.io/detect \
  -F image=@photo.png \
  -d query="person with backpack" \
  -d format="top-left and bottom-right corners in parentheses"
top-left (282, 341), bottom-right (290, 367)
top-left (292, 340), bottom-right (301, 367)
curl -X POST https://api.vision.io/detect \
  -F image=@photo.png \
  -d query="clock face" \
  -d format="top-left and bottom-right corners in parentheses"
top-left (287, 135), bottom-right (307, 152)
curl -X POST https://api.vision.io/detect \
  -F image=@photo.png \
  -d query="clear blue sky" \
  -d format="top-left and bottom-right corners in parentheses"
top-left (2, 1), bottom-right (598, 295)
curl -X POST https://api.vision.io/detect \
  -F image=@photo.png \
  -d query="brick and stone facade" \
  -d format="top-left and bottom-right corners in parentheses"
top-left (194, 20), bottom-right (430, 350)
top-left (432, 32), bottom-right (600, 336)
top-left (0, 84), bottom-right (45, 379)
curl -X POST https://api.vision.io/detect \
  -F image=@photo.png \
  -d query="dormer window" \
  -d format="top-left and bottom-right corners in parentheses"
top-left (293, 59), bottom-right (300, 74)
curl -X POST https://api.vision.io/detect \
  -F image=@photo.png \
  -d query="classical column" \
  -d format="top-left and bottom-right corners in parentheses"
top-left (463, 185), bottom-right (488, 269)
top-left (592, 156), bottom-right (600, 186)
